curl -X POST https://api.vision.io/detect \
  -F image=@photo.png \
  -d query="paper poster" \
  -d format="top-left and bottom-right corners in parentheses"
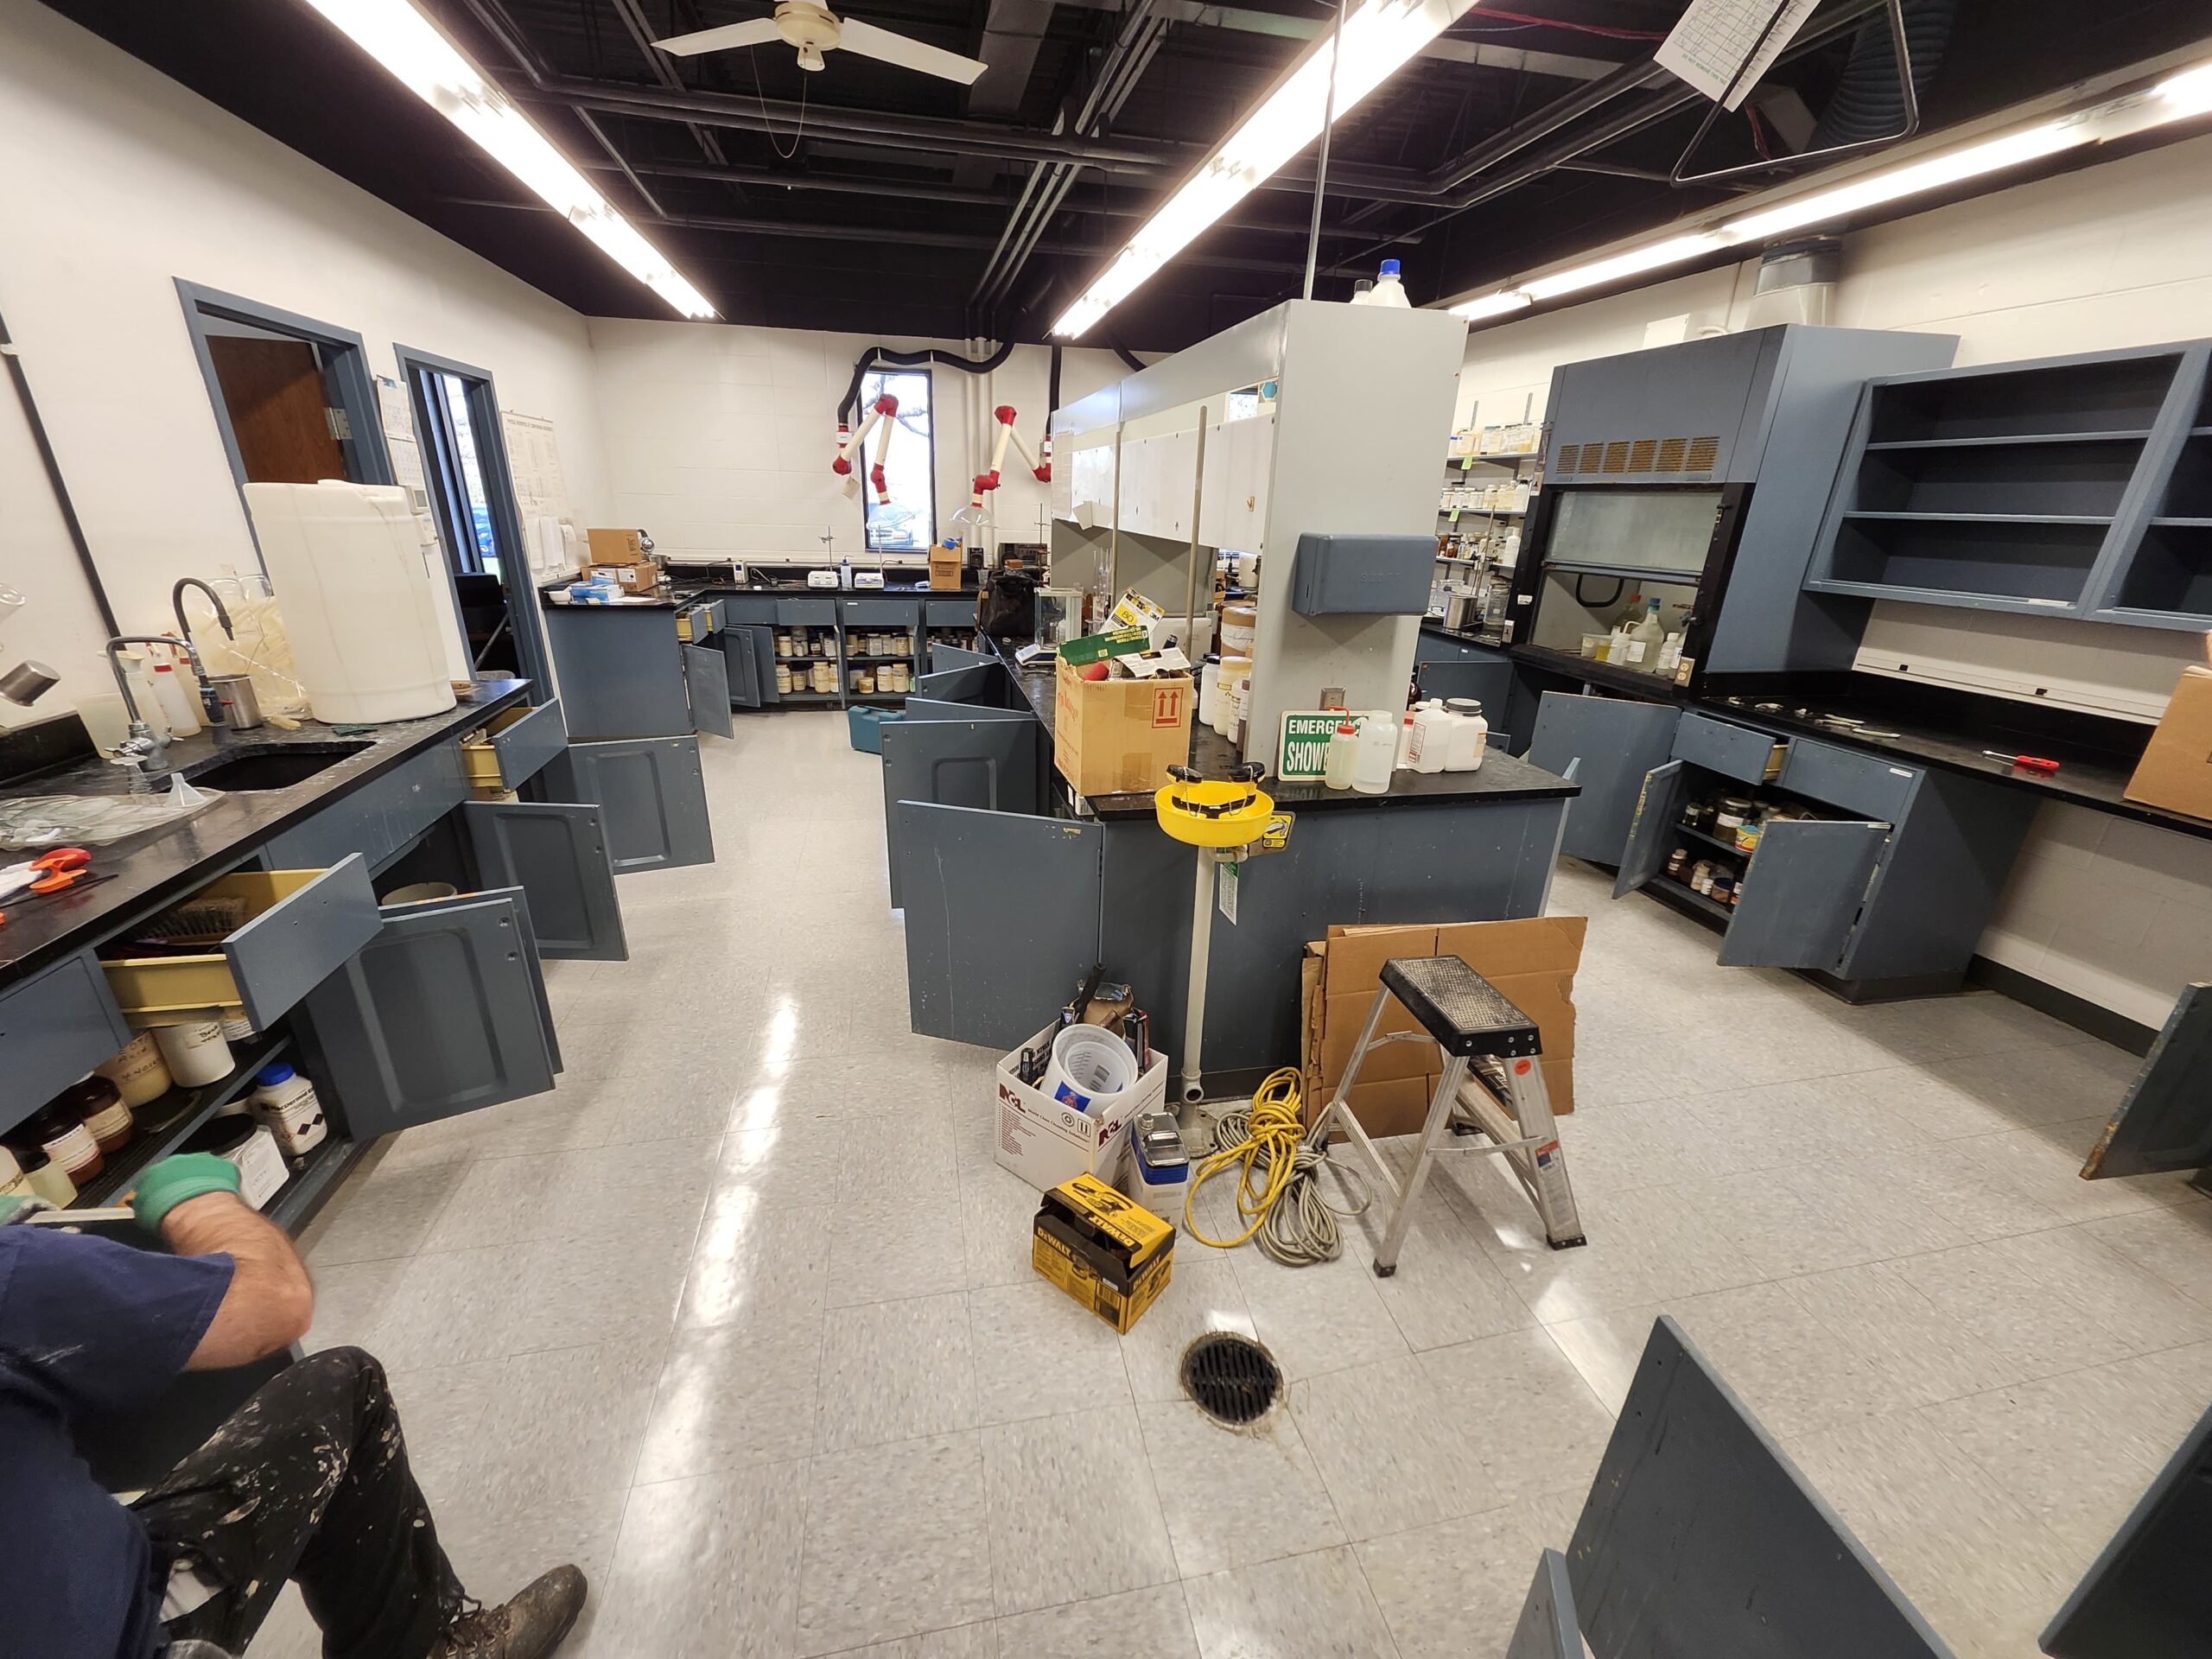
top-left (386, 435), bottom-right (426, 493)
top-left (376, 374), bottom-right (416, 442)
top-left (1656, 0), bottom-right (1818, 109)
top-left (500, 410), bottom-right (572, 530)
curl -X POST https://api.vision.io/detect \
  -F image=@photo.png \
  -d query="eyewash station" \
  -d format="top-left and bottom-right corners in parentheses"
top-left (883, 300), bottom-right (1582, 1117)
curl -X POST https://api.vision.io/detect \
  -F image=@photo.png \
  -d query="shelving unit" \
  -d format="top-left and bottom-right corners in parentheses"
top-left (1649, 872), bottom-right (1733, 925)
top-left (72, 1032), bottom-right (291, 1211)
top-left (1808, 343), bottom-right (2212, 627)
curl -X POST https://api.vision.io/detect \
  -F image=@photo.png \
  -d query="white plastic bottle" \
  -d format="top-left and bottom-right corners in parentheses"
top-left (117, 649), bottom-right (168, 738)
top-left (1352, 716), bottom-right (1396, 793)
top-left (1368, 258), bottom-right (1412, 308)
top-left (1444, 698), bottom-right (1488, 771)
top-left (1324, 720), bottom-right (1359, 789)
top-left (1395, 710), bottom-right (1417, 769)
top-left (150, 655), bottom-right (203, 735)
top-left (1408, 701), bottom-right (1449, 774)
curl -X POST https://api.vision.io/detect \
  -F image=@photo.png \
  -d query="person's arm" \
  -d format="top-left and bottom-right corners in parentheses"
top-left (130, 1154), bottom-right (315, 1370)
top-left (160, 1192), bottom-right (315, 1370)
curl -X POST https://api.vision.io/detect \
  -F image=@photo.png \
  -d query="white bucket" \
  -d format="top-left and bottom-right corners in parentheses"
top-left (1041, 1024), bottom-right (1141, 1115)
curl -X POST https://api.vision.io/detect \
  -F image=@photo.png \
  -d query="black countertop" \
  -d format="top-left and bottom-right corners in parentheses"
top-left (1420, 620), bottom-right (1511, 652)
top-left (0, 679), bottom-right (531, 985)
top-left (990, 641), bottom-right (1579, 822)
top-left (1509, 642), bottom-right (2212, 842)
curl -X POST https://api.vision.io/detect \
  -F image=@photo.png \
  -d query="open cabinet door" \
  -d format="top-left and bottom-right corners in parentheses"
top-left (685, 642), bottom-right (735, 737)
top-left (1719, 819), bottom-right (1887, 971)
top-left (1612, 761), bottom-right (1686, 901)
top-left (2082, 983), bottom-right (2212, 1179)
top-left (303, 887), bottom-right (556, 1139)
top-left (880, 716), bottom-right (1040, 907)
top-left (723, 626), bottom-right (764, 709)
top-left (1528, 693), bottom-right (1681, 865)
top-left (561, 736), bottom-right (715, 874)
top-left (461, 799), bottom-right (627, 961)
top-left (897, 802), bottom-right (1102, 1047)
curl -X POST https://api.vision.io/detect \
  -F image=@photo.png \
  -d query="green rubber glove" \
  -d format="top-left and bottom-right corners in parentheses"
top-left (0, 1194), bottom-right (49, 1226)
top-left (130, 1153), bottom-right (242, 1233)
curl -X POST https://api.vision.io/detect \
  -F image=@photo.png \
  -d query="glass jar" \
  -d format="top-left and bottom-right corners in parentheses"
top-left (58, 1075), bottom-right (133, 1154)
top-left (27, 1104), bottom-right (103, 1183)
top-left (1710, 873), bottom-right (1736, 906)
top-left (1713, 796), bottom-right (1755, 833)
top-left (1688, 860), bottom-right (1715, 894)
top-left (1664, 847), bottom-right (1689, 881)
top-left (94, 1031), bottom-right (173, 1108)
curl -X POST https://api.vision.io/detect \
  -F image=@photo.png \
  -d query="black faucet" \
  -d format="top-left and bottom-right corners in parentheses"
top-left (172, 578), bottom-right (236, 725)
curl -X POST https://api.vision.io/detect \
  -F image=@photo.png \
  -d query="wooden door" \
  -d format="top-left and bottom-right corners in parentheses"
top-left (207, 336), bottom-right (347, 483)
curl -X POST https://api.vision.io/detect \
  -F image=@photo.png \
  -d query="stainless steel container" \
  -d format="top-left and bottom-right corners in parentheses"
top-left (208, 672), bottom-right (264, 730)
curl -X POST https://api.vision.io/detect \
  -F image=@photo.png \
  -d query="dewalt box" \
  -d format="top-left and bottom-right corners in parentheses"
top-left (1033, 1173), bottom-right (1173, 1333)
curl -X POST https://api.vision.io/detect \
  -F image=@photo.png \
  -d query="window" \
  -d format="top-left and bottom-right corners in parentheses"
top-left (861, 368), bottom-right (936, 552)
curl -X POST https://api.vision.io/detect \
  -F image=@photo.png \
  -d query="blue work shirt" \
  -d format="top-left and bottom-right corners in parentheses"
top-left (0, 1226), bottom-right (232, 1659)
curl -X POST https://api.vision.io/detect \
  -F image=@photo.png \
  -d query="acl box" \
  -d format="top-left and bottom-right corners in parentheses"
top-left (995, 1025), bottom-right (1168, 1192)
top-left (1054, 655), bottom-right (1194, 796)
top-left (1033, 1173), bottom-right (1173, 1333)
top-left (586, 527), bottom-right (650, 565)
top-left (930, 548), bottom-right (965, 591)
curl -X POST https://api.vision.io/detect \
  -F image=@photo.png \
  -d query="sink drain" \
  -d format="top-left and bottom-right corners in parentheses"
top-left (1180, 1332), bottom-right (1281, 1426)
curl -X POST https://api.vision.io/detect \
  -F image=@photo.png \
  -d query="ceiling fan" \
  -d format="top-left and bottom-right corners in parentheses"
top-left (653, 3), bottom-right (988, 85)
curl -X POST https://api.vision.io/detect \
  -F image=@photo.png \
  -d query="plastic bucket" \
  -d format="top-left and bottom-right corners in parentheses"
top-left (1041, 1024), bottom-right (1141, 1114)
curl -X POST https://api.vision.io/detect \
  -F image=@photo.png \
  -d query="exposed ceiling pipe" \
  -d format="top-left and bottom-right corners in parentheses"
top-left (973, 4), bottom-right (1171, 313)
top-left (448, 196), bottom-right (1344, 275)
top-left (600, 0), bottom-right (728, 168)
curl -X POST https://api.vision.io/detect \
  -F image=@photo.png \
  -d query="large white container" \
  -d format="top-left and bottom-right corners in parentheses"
top-left (243, 481), bottom-right (459, 723)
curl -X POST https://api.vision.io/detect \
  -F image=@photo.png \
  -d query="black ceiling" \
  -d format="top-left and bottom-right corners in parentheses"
top-left (39, 0), bottom-right (2212, 349)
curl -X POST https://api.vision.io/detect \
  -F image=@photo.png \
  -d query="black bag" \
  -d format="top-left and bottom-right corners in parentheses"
top-left (977, 569), bottom-right (1039, 642)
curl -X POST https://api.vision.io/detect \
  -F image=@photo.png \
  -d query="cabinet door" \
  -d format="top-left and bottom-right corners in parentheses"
top-left (930, 643), bottom-right (995, 674)
top-left (303, 889), bottom-right (556, 1139)
top-left (685, 642), bottom-right (735, 738)
top-left (1718, 819), bottom-right (1889, 970)
top-left (563, 736), bottom-right (715, 874)
top-left (722, 626), bottom-right (763, 710)
top-left (2081, 984), bottom-right (2212, 1178)
top-left (1527, 693), bottom-right (1681, 865)
top-left (880, 717), bottom-right (1040, 908)
top-left (461, 800), bottom-right (628, 961)
top-left (903, 697), bottom-right (1032, 723)
top-left (897, 802), bottom-right (1102, 1046)
top-left (1612, 761), bottom-right (1687, 899)
top-left (915, 661), bottom-right (1016, 708)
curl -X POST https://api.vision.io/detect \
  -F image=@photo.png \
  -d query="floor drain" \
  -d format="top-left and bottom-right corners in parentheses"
top-left (1180, 1332), bottom-right (1281, 1426)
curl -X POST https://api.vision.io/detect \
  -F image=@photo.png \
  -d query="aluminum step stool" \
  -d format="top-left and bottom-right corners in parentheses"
top-left (1310, 956), bottom-right (1586, 1275)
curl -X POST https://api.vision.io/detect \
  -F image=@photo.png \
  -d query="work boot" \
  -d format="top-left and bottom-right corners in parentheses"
top-left (429, 1567), bottom-right (588, 1659)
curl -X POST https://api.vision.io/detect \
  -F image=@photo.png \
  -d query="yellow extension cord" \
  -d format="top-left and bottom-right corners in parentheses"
top-left (1183, 1067), bottom-right (1371, 1266)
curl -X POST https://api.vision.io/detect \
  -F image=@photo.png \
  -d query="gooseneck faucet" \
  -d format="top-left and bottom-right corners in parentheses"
top-left (103, 634), bottom-right (215, 774)
top-left (173, 577), bottom-right (236, 725)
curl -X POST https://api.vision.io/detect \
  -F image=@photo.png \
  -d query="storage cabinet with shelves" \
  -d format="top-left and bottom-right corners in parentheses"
top-left (1808, 340), bottom-right (2212, 628)
top-left (1532, 692), bottom-right (2035, 995)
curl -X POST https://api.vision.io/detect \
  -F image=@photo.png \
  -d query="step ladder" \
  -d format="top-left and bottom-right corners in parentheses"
top-left (1309, 955), bottom-right (1586, 1275)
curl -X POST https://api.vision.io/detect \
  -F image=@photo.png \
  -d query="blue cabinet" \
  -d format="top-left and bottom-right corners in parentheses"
top-left (554, 736), bottom-right (715, 874)
top-left (1599, 702), bottom-right (2036, 991)
top-left (1527, 692), bottom-right (1681, 865)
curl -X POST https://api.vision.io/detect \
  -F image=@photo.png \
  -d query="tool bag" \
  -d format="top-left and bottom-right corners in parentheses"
top-left (976, 569), bottom-right (1039, 642)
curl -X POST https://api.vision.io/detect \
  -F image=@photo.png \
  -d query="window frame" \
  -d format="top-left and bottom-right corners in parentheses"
top-left (860, 366), bottom-right (938, 556)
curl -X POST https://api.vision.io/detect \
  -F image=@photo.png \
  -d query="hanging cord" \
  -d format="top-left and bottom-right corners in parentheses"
top-left (1184, 1068), bottom-right (1373, 1268)
top-left (749, 51), bottom-right (810, 161)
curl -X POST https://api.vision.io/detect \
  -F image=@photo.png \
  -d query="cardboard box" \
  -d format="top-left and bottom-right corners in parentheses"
top-left (929, 549), bottom-right (965, 591)
top-left (1033, 1173), bottom-right (1174, 1332)
top-left (2126, 664), bottom-right (2212, 822)
top-left (994, 1025), bottom-right (1167, 1192)
top-left (586, 561), bottom-right (656, 593)
top-left (1054, 655), bottom-right (1194, 796)
top-left (1300, 916), bottom-right (1584, 1131)
top-left (586, 527), bottom-right (648, 565)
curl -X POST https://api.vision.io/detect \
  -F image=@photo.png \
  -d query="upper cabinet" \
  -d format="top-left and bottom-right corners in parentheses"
top-left (1198, 410), bottom-right (1275, 555)
top-left (1117, 426), bottom-right (1201, 540)
top-left (1805, 342), bottom-right (2212, 630)
top-left (1065, 431), bottom-right (1117, 529)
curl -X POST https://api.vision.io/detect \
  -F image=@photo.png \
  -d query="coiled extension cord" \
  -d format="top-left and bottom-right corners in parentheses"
top-left (1183, 1067), bottom-right (1372, 1267)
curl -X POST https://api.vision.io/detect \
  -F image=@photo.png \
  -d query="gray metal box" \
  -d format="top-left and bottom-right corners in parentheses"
top-left (1290, 532), bottom-right (1434, 616)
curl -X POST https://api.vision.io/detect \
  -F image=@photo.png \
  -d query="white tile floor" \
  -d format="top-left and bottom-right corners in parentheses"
top-left (257, 711), bottom-right (2212, 1659)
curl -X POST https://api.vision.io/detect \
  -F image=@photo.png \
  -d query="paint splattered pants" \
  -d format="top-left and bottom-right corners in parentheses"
top-left (131, 1346), bottom-right (466, 1659)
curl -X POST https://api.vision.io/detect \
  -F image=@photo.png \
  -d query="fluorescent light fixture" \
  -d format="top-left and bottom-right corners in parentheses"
top-left (1450, 289), bottom-right (1532, 321)
top-left (300, 0), bottom-right (716, 319)
top-left (1521, 233), bottom-right (1725, 301)
top-left (1719, 124), bottom-right (2078, 243)
top-left (1452, 51), bottom-right (2212, 329)
top-left (1052, 0), bottom-right (1474, 337)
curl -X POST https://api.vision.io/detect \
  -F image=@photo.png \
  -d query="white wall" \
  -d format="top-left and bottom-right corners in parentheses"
top-left (0, 3), bottom-right (611, 722)
top-left (588, 318), bottom-right (1129, 565)
top-left (1454, 131), bottom-right (2212, 1031)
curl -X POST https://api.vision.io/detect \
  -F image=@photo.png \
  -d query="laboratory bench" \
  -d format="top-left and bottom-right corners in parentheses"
top-left (2, 671), bottom-right (715, 1486)
top-left (876, 639), bottom-right (1580, 1092)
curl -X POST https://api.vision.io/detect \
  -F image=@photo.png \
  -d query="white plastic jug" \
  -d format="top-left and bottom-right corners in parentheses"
top-left (1352, 715), bottom-right (1396, 793)
top-left (1408, 701), bottom-right (1449, 774)
top-left (243, 481), bottom-right (459, 723)
top-left (1443, 698), bottom-right (1488, 772)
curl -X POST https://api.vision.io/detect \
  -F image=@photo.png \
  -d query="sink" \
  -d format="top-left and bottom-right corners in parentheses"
top-left (183, 741), bottom-right (372, 792)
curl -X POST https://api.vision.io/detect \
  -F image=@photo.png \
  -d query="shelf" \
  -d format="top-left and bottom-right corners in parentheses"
top-left (1447, 450), bottom-right (1541, 465)
top-left (844, 654), bottom-right (916, 664)
top-left (779, 691), bottom-right (842, 702)
top-left (1864, 430), bottom-right (2152, 451)
top-left (266, 1135), bottom-right (361, 1232)
top-left (1823, 516), bottom-right (2102, 607)
top-left (1648, 872), bottom-right (1736, 925)
top-left (71, 1033), bottom-right (291, 1211)
top-left (1439, 506), bottom-right (1527, 518)
top-left (1842, 510), bottom-right (2113, 526)
top-left (1669, 822), bottom-right (1748, 858)
top-left (850, 691), bottom-right (907, 704)
top-left (2153, 517), bottom-right (2212, 528)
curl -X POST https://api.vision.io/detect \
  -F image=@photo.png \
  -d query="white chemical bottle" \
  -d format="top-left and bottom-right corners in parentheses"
top-left (1352, 715), bottom-right (1397, 793)
top-left (149, 655), bottom-right (203, 735)
top-left (1443, 698), bottom-right (1488, 771)
top-left (242, 481), bottom-right (458, 723)
top-left (1367, 258), bottom-right (1412, 308)
top-left (1324, 720), bottom-right (1360, 789)
top-left (1408, 701), bottom-right (1449, 774)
